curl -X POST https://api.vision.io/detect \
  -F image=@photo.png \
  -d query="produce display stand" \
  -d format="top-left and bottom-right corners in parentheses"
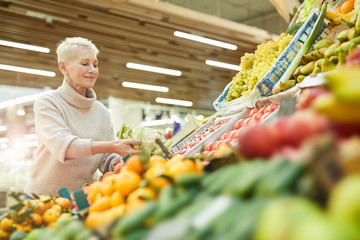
top-left (2, 1), bottom-right (360, 240)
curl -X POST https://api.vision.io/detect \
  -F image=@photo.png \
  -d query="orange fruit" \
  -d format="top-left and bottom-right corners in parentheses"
top-left (43, 209), bottom-right (59, 225)
top-left (30, 213), bottom-right (43, 227)
top-left (123, 155), bottom-right (143, 174)
top-left (110, 191), bottom-right (124, 207)
top-left (127, 187), bottom-right (156, 203)
top-left (55, 197), bottom-right (72, 210)
top-left (114, 170), bottom-right (142, 197)
top-left (341, 0), bottom-right (355, 14)
top-left (166, 159), bottom-right (196, 178)
top-left (145, 167), bottom-right (171, 190)
top-left (85, 212), bottom-right (101, 228)
top-left (0, 218), bottom-right (14, 232)
top-left (16, 223), bottom-right (32, 232)
top-left (149, 155), bottom-right (167, 168)
top-left (51, 204), bottom-right (62, 213)
top-left (126, 199), bottom-right (146, 213)
top-left (89, 196), bottom-right (111, 213)
top-left (0, 229), bottom-right (10, 238)
top-left (87, 181), bottom-right (103, 203)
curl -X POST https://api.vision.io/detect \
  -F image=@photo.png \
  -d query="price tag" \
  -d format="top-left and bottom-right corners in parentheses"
top-left (278, 97), bottom-right (297, 117)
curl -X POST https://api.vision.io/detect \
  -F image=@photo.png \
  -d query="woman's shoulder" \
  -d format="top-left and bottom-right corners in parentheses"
top-left (34, 90), bottom-right (60, 107)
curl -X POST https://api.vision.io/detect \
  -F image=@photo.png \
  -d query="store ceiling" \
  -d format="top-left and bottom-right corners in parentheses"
top-left (0, 0), bottom-right (290, 110)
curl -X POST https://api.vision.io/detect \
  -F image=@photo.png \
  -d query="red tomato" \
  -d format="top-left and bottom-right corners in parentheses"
top-left (243, 118), bottom-right (257, 127)
top-left (260, 112), bottom-right (271, 121)
top-left (248, 108), bottom-right (260, 118)
top-left (258, 107), bottom-right (266, 114)
top-left (252, 112), bottom-right (263, 122)
top-left (223, 138), bottom-right (232, 145)
top-left (234, 119), bottom-right (245, 130)
top-left (269, 103), bottom-right (279, 112)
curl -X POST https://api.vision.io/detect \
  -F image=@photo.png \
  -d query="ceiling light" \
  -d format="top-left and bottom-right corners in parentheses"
top-left (16, 109), bottom-right (25, 116)
top-left (0, 64), bottom-right (56, 77)
top-left (0, 126), bottom-right (7, 132)
top-left (205, 60), bottom-right (241, 71)
top-left (126, 62), bottom-right (182, 76)
top-left (156, 97), bottom-right (193, 107)
top-left (122, 81), bottom-right (169, 92)
top-left (0, 91), bottom-right (50, 110)
top-left (0, 40), bottom-right (50, 53)
top-left (174, 31), bottom-right (237, 50)
top-left (140, 119), bottom-right (174, 127)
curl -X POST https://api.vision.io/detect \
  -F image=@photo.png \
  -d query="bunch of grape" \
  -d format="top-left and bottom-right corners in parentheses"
top-left (226, 33), bottom-right (293, 101)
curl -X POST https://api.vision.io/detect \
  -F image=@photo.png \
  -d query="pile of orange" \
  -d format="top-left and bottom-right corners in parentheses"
top-left (85, 154), bottom-right (203, 228)
top-left (0, 196), bottom-right (72, 239)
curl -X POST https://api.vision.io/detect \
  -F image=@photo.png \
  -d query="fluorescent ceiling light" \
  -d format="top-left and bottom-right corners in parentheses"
top-left (0, 40), bottom-right (50, 53)
top-left (0, 91), bottom-right (50, 110)
top-left (140, 119), bottom-right (174, 127)
top-left (156, 97), bottom-right (193, 107)
top-left (122, 81), bottom-right (169, 92)
top-left (0, 64), bottom-right (56, 77)
top-left (126, 62), bottom-right (181, 76)
top-left (174, 31), bottom-right (237, 50)
top-left (17, 109), bottom-right (25, 116)
top-left (205, 60), bottom-right (241, 71)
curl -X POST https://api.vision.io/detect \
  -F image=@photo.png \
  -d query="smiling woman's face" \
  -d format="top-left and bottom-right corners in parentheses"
top-left (61, 47), bottom-right (99, 96)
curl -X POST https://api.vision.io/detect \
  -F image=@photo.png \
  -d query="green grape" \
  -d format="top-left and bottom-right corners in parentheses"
top-left (225, 33), bottom-right (293, 101)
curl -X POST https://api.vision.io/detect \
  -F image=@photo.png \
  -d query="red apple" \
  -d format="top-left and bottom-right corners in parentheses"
top-left (297, 87), bottom-right (329, 109)
top-left (280, 117), bottom-right (317, 147)
top-left (237, 124), bottom-right (281, 159)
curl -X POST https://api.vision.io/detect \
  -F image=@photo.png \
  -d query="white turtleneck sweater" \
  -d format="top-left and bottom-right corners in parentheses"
top-left (25, 80), bottom-right (121, 197)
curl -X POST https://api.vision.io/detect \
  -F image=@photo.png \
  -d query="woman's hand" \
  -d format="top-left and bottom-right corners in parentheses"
top-left (112, 139), bottom-right (141, 156)
top-left (91, 139), bottom-right (141, 156)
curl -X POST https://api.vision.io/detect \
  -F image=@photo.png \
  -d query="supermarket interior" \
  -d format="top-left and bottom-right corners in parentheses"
top-left (1, 0), bottom-right (360, 239)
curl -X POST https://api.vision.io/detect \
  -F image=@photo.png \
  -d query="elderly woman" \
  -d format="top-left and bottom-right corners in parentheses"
top-left (24, 37), bottom-right (140, 198)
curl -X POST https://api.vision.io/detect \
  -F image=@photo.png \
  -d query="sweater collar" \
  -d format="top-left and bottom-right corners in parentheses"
top-left (58, 79), bottom-right (96, 108)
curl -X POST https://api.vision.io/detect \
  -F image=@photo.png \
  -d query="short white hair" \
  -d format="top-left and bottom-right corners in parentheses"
top-left (56, 37), bottom-right (99, 63)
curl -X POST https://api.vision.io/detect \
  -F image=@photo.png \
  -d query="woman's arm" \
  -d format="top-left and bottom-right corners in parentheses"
top-left (91, 139), bottom-right (141, 156)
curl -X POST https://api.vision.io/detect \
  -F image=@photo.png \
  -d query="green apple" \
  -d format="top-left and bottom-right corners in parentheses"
top-left (254, 197), bottom-right (323, 240)
top-left (291, 216), bottom-right (360, 240)
top-left (328, 174), bottom-right (360, 223)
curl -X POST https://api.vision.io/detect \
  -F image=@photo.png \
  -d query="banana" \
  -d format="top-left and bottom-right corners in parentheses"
top-left (314, 39), bottom-right (334, 50)
top-left (337, 29), bottom-right (349, 43)
top-left (279, 79), bottom-right (296, 91)
top-left (329, 55), bottom-right (339, 64)
top-left (347, 27), bottom-right (358, 40)
top-left (348, 35), bottom-right (360, 54)
top-left (297, 75), bottom-right (305, 83)
top-left (300, 61), bottom-right (316, 75)
top-left (324, 43), bottom-right (339, 58)
top-left (347, 14), bottom-right (357, 28)
top-left (320, 58), bottom-right (336, 72)
top-left (325, 11), bottom-right (342, 21)
top-left (356, 11), bottom-right (360, 33)
top-left (313, 94), bottom-right (360, 123)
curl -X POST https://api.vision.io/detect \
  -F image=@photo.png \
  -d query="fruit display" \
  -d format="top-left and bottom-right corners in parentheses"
top-left (173, 118), bottom-right (230, 156)
top-left (202, 103), bottom-right (279, 156)
top-left (84, 153), bottom-right (203, 229)
top-left (226, 33), bottom-right (293, 101)
top-left (3, 2), bottom-right (360, 240)
top-left (0, 195), bottom-right (73, 239)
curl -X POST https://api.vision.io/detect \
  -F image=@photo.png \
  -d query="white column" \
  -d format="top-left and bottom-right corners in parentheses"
top-left (108, 96), bottom-right (143, 134)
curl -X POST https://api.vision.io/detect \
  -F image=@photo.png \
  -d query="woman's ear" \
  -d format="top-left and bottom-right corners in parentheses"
top-left (58, 61), bottom-right (66, 75)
